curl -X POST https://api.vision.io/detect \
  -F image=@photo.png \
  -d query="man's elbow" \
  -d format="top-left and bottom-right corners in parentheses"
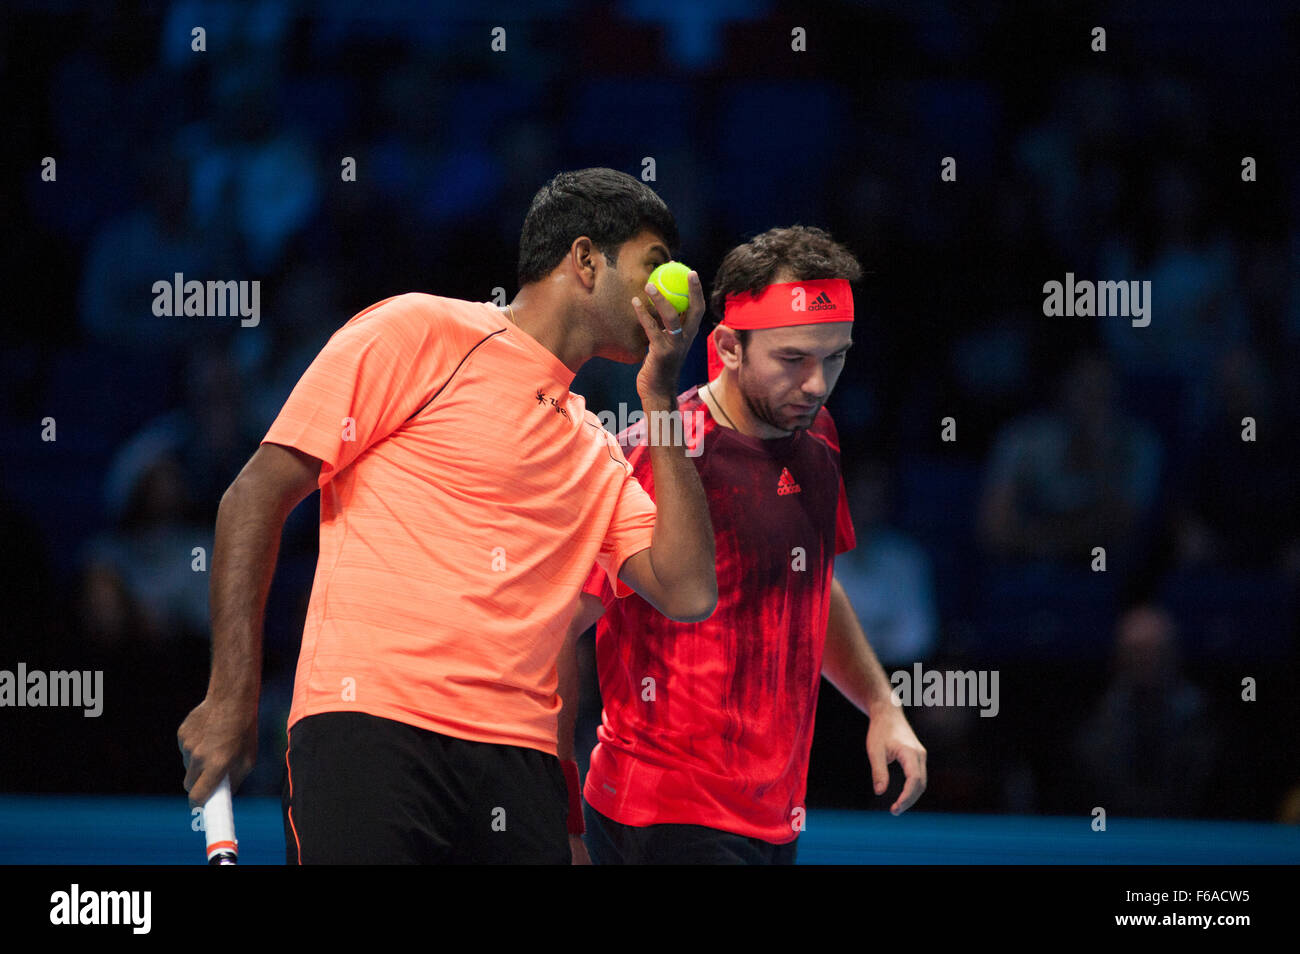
top-left (217, 474), bottom-right (249, 516)
top-left (664, 584), bottom-right (718, 623)
top-left (221, 445), bottom-right (320, 521)
top-left (219, 470), bottom-right (270, 519)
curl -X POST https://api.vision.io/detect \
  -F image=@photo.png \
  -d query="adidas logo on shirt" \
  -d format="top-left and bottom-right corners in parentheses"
top-left (777, 467), bottom-right (802, 496)
top-left (807, 292), bottom-right (836, 312)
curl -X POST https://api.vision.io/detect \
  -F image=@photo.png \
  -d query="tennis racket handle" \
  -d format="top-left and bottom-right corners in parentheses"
top-left (203, 775), bottom-right (239, 865)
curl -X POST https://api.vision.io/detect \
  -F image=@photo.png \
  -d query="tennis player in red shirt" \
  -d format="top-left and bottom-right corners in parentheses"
top-left (561, 226), bottom-right (926, 864)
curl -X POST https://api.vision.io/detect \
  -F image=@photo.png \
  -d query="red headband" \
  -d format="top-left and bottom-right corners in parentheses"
top-left (707, 278), bottom-right (854, 377)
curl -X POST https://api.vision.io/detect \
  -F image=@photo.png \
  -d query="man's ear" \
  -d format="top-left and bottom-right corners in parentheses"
top-left (714, 324), bottom-right (743, 370)
top-left (570, 236), bottom-right (599, 291)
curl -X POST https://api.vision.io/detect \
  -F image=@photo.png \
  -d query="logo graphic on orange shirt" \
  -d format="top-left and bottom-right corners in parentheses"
top-left (535, 388), bottom-right (571, 422)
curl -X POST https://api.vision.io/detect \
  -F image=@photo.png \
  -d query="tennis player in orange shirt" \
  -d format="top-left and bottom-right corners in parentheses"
top-left (178, 168), bottom-right (717, 863)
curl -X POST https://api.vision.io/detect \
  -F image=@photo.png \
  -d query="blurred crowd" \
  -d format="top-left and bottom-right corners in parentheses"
top-left (3, 1), bottom-right (1297, 821)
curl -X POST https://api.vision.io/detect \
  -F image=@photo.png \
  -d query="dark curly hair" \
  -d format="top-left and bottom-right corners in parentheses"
top-left (710, 226), bottom-right (862, 343)
top-left (517, 168), bottom-right (680, 287)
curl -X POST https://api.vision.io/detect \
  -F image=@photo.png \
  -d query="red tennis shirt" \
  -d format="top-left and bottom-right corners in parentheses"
top-left (581, 385), bottom-right (855, 843)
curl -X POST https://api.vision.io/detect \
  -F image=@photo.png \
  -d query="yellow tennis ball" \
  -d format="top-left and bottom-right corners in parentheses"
top-left (647, 261), bottom-right (691, 314)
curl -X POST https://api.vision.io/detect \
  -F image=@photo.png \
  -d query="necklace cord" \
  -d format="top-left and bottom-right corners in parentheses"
top-left (704, 383), bottom-right (738, 430)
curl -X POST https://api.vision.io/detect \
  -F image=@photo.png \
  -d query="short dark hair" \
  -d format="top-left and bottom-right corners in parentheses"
top-left (710, 226), bottom-right (863, 337)
top-left (516, 168), bottom-right (680, 287)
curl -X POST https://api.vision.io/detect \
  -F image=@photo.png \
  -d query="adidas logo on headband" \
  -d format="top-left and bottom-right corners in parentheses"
top-left (807, 291), bottom-right (837, 312)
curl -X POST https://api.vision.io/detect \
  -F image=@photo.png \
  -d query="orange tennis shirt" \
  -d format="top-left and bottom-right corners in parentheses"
top-left (263, 293), bottom-right (657, 755)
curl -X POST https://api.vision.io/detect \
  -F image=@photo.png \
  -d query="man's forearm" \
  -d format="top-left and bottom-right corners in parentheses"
top-left (206, 480), bottom-right (286, 705)
top-left (822, 577), bottom-right (896, 718)
top-left (640, 393), bottom-right (717, 612)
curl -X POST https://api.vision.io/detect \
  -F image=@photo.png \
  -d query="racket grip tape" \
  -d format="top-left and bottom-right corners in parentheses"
top-left (202, 775), bottom-right (239, 865)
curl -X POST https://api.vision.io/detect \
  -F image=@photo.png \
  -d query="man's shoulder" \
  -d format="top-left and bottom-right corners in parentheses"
top-left (340, 292), bottom-right (507, 341)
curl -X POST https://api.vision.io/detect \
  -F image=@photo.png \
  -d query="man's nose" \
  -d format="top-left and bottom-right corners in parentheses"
top-left (802, 365), bottom-right (828, 399)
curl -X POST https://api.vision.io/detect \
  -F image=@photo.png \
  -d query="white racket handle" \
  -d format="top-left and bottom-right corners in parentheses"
top-left (202, 776), bottom-right (238, 864)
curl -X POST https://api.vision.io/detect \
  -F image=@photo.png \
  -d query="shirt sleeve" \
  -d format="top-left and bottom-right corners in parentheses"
top-left (261, 295), bottom-right (465, 487)
top-left (593, 462), bottom-right (657, 599)
top-left (581, 558), bottom-right (614, 606)
top-left (585, 425), bottom-right (657, 600)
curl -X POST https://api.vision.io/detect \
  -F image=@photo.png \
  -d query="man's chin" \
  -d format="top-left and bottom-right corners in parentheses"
top-left (783, 404), bottom-right (820, 426)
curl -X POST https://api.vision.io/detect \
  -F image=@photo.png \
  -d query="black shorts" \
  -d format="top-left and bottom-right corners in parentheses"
top-left (282, 711), bottom-right (570, 864)
top-left (582, 800), bottom-right (798, 865)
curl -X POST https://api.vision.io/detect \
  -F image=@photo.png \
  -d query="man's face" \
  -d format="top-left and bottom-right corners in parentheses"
top-left (735, 323), bottom-right (853, 433)
top-left (593, 229), bottom-right (674, 362)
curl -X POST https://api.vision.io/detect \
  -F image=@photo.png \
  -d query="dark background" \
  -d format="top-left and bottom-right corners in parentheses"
top-left (2, 0), bottom-right (1297, 825)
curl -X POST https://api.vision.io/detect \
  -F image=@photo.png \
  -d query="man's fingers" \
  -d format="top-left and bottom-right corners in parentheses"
top-left (683, 270), bottom-right (705, 335)
top-left (185, 750), bottom-right (236, 806)
top-left (892, 775), bottom-right (924, 816)
top-left (569, 835), bottom-right (591, 865)
top-left (631, 296), bottom-right (661, 346)
top-left (187, 760), bottom-right (232, 808)
top-left (890, 747), bottom-right (927, 815)
top-left (183, 756), bottom-right (204, 799)
top-left (643, 283), bottom-right (682, 335)
top-left (866, 739), bottom-right (890, 795)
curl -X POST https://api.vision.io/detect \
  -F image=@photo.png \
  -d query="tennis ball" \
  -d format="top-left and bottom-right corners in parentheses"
top-left (647, 261), bottom-right (692, 314)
